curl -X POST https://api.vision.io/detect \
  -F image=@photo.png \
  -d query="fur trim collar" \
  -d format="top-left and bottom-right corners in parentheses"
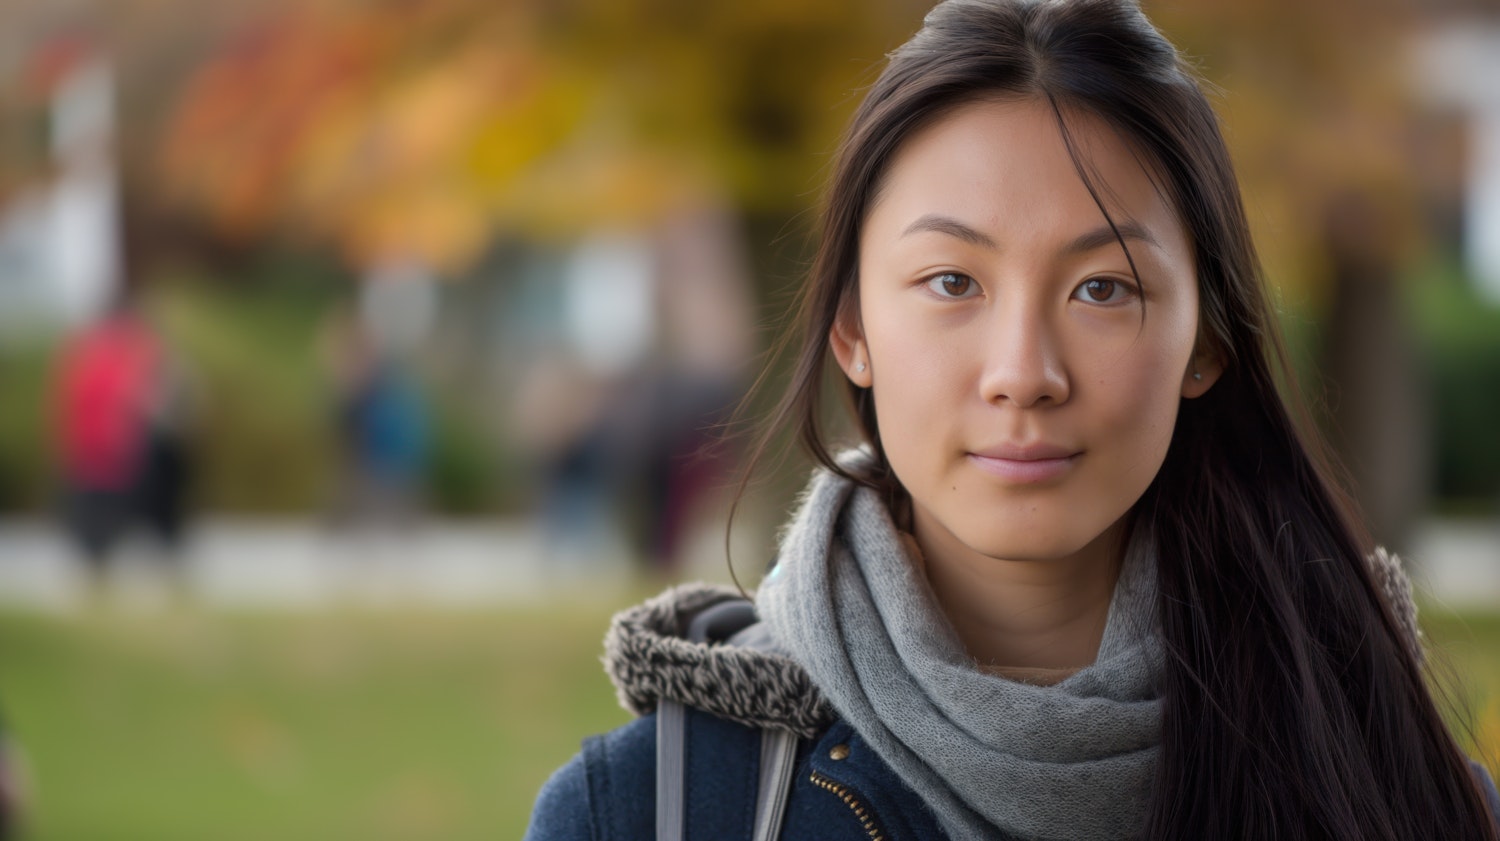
top-left (601, 549), bottom-right (1421, 740)
top-left (602, 583), bottom-right (831, 738)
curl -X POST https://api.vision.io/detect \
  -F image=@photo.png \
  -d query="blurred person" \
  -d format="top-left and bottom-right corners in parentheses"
top-left (348, 358), bottom-right (430, 524)
top-left (137, 349), bottom-right (194, 552)
top-left (512, 351), bottom-right (636, 571)
top-left (53, 292), bottom-right (188, 568)
top-left (515, 207), bottom-right (755, 578)
top-left (637, 371), bottom-right (739, 576)
top-left (552, 233), bottom-right (657, 571)
top-left (526, 2), bottom-right (1500, 839)
top-left (321, 302), bottom-right (431, 528)
top-left (638, 201), bottom-right (755, 576)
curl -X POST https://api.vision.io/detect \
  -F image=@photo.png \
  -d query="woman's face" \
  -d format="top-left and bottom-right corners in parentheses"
top-left (835, 97), bottom-right (1219, 565)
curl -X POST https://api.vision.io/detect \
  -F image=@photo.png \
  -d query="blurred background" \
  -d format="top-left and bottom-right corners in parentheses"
top-left (0, 0), bottom-right (1498, 837)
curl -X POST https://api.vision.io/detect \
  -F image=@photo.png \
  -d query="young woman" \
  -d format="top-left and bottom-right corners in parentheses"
top-left (526, 0), bottom-right (1500, 838)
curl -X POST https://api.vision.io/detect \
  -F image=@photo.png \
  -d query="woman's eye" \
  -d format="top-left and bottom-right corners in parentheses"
top-left (924, 272), bottom-right (979, 299)
top-left (1072, 277), bottom-right (1136, 304)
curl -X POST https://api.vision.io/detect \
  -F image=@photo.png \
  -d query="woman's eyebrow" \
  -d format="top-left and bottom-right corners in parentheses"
top-left (1063, 220), bottom-right (1160, 255)
top-left (900, 214), bottom-right (998, 249)
top-left (900, 213), bottom-right (1162, 255)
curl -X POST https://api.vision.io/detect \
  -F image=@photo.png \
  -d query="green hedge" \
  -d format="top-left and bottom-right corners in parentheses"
top-left (1409, 259), bottom-right (1500, 508)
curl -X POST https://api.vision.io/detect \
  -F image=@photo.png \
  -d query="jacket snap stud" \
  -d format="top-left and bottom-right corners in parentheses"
top-left (829, 744), bottom-right (851, 761)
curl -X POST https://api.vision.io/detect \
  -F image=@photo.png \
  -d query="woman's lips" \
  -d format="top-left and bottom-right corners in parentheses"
top-left (966, 447), bottom-right (1080, 483)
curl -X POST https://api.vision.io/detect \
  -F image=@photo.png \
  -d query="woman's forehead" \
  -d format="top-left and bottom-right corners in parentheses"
top-left (862, 97), bottom-right (1190, 260)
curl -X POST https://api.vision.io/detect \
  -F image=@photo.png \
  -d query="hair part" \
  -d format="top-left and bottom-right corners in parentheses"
top-left (733, 0), bottom-right (1499, 837)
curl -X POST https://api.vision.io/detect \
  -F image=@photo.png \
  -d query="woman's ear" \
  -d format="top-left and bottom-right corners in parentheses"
top-left (829, 313), bottom-right (873, 389)
top-left (1181, 341), bottom-right (1224, 399)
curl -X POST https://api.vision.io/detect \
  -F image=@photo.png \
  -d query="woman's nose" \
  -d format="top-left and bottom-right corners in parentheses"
top-left (976, 307), bottom-right (1070, 408)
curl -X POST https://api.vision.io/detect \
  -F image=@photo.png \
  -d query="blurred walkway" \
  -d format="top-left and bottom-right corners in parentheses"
top-left (0, 518), bottom-right (647, 611)
top-left (1409, 519), bottom-right (1500, 612)
top-left (0, 517), bottom-right (1494, 611)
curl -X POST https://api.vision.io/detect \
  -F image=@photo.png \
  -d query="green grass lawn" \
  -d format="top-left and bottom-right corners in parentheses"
top-left (0, 599), bottom-right (1496, 840)
top-left (0, 600), bottom-right (636, 841)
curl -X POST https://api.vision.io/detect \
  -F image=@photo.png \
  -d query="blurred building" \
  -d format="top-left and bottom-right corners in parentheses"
top-left (0, 37), bottom-right (122, 339)
top-left (1414, 21), bottom-right (1500, 303)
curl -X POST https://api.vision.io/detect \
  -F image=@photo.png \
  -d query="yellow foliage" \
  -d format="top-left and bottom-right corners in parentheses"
top-left (493, 145), bottom-right (708, 238)
top-left (338, 182), bottom-right (491, 274)
top-left (464, 67), bottom-right (590, 192)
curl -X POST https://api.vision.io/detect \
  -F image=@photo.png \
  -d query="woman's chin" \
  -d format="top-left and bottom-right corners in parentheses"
top-left (942, 529), bottom-right (1097, 565)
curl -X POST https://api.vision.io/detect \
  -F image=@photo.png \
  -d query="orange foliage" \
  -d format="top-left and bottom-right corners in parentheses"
top-left (155, 0), bottom-right (928, 272)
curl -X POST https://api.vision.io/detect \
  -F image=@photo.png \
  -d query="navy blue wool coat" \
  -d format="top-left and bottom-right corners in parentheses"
top-left (525, 708), bottom-right (948, 841)
top-left (524, 585), bottom-right (1500, 841)
top-left (523, 704), bottom-right (1500, 841)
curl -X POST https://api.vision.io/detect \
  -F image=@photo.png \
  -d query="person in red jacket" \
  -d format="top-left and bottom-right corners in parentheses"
top-left (54, 298), bottom-right (162, 566)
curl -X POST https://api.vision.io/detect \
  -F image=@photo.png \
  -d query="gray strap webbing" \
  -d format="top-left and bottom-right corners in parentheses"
top-left (656, 608), bottom-right (800, 841)
top-left (752, 728), bottom-right (799, 841)
top-left (656, 699), bottom-right (686, 841)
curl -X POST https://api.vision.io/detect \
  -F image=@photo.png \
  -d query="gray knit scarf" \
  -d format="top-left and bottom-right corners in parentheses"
top-left (756, 459), bottom-right (1164, 841)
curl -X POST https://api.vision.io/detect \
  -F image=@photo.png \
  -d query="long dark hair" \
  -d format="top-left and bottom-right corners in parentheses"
top-left (738, 0), bottom-right (1499, 837)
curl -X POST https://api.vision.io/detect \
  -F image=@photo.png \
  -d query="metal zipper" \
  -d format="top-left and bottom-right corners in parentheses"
top-left (809, 770), bottom-right (889, 841)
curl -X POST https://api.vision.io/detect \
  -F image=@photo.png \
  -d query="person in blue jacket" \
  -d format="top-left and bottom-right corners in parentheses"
top-left (527, 0), bottom-right (1500, 838)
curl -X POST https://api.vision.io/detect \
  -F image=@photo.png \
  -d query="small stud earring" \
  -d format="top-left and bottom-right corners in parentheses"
top-left (856, 362), bottom-right (867, 373)
top-left (1192, 371), bottom-right (1202, 381)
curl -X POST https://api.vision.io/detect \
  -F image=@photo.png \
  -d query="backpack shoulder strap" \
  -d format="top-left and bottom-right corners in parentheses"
top-left (655, 698), bottom-right (688, 841)
top-left (753, 723), bottom-right (799, 841)
top-left (656, 598), bottom-right (800, 841)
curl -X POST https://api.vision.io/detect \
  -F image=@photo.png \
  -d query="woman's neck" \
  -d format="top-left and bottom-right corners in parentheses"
top-left (911, 515), bottom-right (1125, 678)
